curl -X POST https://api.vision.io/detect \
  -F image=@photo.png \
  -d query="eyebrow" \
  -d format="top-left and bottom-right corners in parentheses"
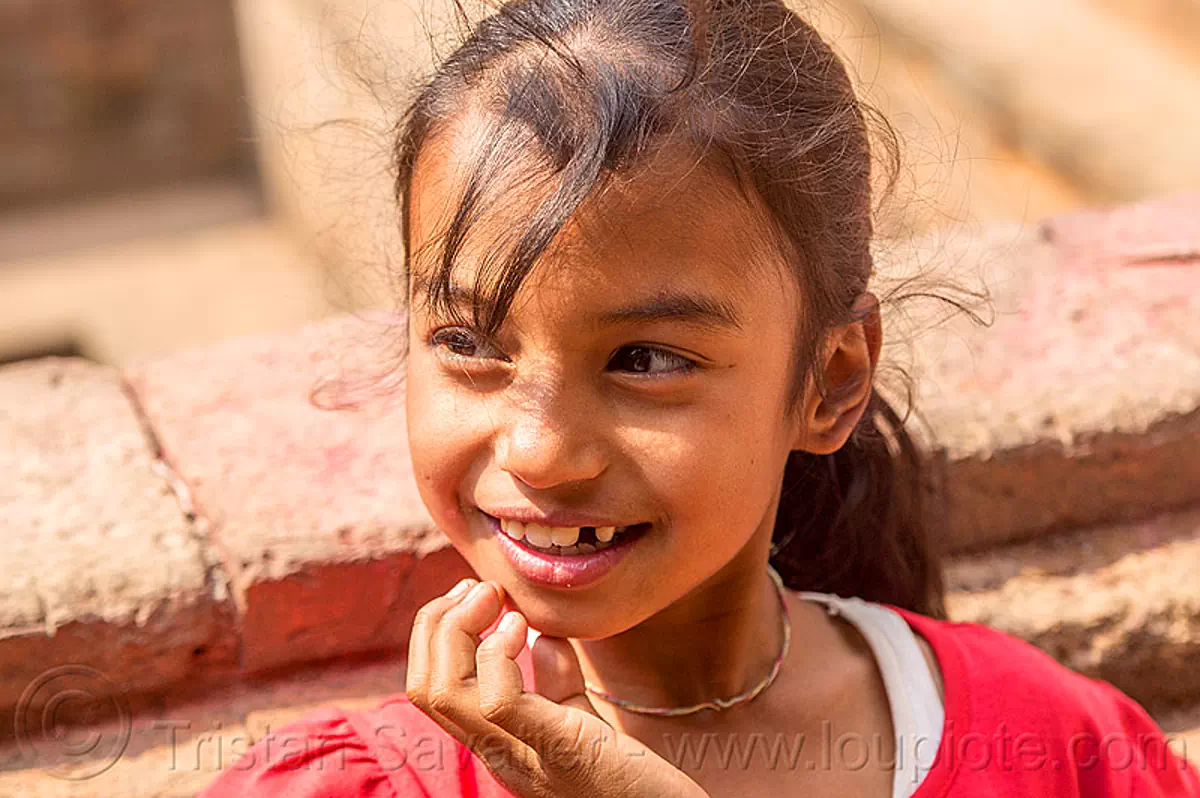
top-left (596, 290), bottom-right (744, 332)
top-left (412, 277), bottom-right (744, 333)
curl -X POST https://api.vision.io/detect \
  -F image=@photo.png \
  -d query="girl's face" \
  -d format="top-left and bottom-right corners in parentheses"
top-left (405, 120), bottom-right (816, 639)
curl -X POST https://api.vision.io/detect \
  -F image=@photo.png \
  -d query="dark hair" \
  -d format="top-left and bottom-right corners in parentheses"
top-left (391, 0), bottom-right (946, 618)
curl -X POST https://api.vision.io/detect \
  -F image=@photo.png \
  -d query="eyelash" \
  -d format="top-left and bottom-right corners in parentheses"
top-left (427, 327), bottom-right (699, 376)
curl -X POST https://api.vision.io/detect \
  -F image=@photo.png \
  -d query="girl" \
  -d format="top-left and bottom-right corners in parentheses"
top-left (200, 0), bottom-right (1200, 794)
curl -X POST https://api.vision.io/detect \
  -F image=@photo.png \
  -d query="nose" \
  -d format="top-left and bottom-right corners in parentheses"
top-left (495, 389), bottom-right (607, 490)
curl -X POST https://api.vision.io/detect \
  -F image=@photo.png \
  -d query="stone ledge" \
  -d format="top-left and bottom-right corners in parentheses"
top-left (908, 194), bottom-right (1200, 551)
top-left (0, 358), bottom-right (237, 722)
top-left (4, 195), bottom-right (1200, 726)
top-left (947, 507), bottom-right (1200, 713)
top-left (123, 314), bottom-right (473, 675)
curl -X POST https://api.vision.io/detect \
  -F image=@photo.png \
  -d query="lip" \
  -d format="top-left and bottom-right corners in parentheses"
top-left (483, 512), bottom-right (646, 589)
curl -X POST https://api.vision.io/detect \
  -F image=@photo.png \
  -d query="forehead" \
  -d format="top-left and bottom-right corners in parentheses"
top-left (406, 111), bottom-right (796, 318)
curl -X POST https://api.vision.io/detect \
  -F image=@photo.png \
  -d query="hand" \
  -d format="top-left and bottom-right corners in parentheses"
top-left (406, 578), bottom-right (709, 798)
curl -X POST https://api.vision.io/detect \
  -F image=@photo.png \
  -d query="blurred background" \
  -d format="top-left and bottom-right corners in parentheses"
top-left (2, 0), bottom-right (1199, 367)
top-left (3, 6), bottom-right (1200, 791)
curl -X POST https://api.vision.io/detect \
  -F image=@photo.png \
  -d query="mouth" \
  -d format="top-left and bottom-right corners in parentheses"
top-left (481, 512), bottom-right (651, 588)
top-left (497, 516), bottom-right (649, 554)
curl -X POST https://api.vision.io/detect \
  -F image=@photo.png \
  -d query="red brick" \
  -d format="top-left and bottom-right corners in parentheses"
top-left (910, 194), bottom-right (1200, 551)
top-left (0, 358), bottom-right (234, 722)
top-left (124, 316), bottom-right (473, 674)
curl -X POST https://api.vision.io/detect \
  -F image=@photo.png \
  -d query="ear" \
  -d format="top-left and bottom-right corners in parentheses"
top-left (793, 293), bottom-right (882, 455)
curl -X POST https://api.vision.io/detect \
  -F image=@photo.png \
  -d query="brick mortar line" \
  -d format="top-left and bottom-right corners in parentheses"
top-left (116, 373), bottom-right (241, 625)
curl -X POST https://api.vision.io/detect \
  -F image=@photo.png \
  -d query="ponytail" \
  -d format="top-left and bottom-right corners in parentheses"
top-left (769, 390), bottom-right (946, 618)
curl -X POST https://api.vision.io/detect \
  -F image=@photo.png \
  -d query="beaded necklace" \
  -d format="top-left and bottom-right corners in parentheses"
top-left (582, 566), bottom-right (792, 717)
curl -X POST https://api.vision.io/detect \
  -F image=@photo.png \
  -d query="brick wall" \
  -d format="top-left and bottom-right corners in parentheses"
top-left (0, 0), bottom-right (253, 209)
top-left (2, 196), bottom-right (1199, 726)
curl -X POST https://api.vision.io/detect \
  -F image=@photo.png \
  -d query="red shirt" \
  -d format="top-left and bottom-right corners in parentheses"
top-left (198, 607), bottom-right (1200, 796)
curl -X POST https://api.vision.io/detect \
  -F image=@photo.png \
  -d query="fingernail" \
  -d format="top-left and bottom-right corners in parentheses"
top-left (465, 581), bottom-right (490, 602)
top-left (447, 578), bottom-right (476, 599)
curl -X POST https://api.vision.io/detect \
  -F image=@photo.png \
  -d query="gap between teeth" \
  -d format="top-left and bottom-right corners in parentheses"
top-left (500, 519), bottom-right (636, 550)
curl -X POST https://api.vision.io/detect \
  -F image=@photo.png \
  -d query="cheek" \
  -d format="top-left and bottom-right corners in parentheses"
top-left (404, 355), bottom-right (476, 536)
top-left (636, 399), bottom-right (787, 541)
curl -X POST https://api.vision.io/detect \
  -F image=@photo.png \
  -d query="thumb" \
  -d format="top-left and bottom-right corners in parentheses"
top-left (478, 629), bottom-right (615, 780)
top-left (531, 635), bottom-right (599, 716)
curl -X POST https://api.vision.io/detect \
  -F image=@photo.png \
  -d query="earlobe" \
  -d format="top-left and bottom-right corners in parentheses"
top-left (793, 294), bottom-right (882, 455)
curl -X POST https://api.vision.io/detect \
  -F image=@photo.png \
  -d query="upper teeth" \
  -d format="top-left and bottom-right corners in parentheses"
top-left (500, 519), bottom-right (626, 548)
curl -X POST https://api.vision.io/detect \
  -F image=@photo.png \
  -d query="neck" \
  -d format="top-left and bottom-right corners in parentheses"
top-left (571, 521), bottom-right (785, 713)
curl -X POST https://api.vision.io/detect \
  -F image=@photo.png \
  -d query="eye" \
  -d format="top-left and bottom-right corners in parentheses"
top-left (429, 327), bottom-right (508, 362)
top-left (609, 345), bottom-right (698, 376)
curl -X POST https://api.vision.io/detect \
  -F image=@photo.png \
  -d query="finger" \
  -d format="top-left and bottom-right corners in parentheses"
top-left (407, 577), bottom-right (477, 693)
top-left (476, 613), bottom-right (559, 741)
top-left (454, 609), bottom-right (563, 797)
top-left (430, 581), bottom-right (506, 687)
top-left (531, 635), bottom-right (600, 716)
top-left (448, 581), bottom-right (507, 637)
top-left (473, 611), bottom-right (546, 785)
top-left (476, 632), bottom-right (611, 775)
top-left (476, 611), bottom-right (530, 715)
top-left (479, 627), bottom-right (686, 795)
top-left (424, 581), bottom-right (507, 731)
top-left (406, 578), bottom-right (478, 737)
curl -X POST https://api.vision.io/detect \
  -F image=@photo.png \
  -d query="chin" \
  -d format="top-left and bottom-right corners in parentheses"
top-left (495, 582), bottom-right (645, 640)
top-left (522, 610), bottom-right (634, 641)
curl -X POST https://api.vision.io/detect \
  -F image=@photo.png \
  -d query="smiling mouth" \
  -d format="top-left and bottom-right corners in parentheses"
top-left (490, 515), bottom-right (652, 556)
top-left (482, 512), bottom-right (651, 588)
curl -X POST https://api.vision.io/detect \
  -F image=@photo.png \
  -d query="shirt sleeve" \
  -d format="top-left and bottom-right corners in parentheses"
top-left (195, 696), bottom-right (520, 798)
top-left (1082, 680), bottom-right (1200, 797)
top-left (195, 705), bottom-right (400, 798)
top-left (891, 608), bottom-right (1200, 796)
